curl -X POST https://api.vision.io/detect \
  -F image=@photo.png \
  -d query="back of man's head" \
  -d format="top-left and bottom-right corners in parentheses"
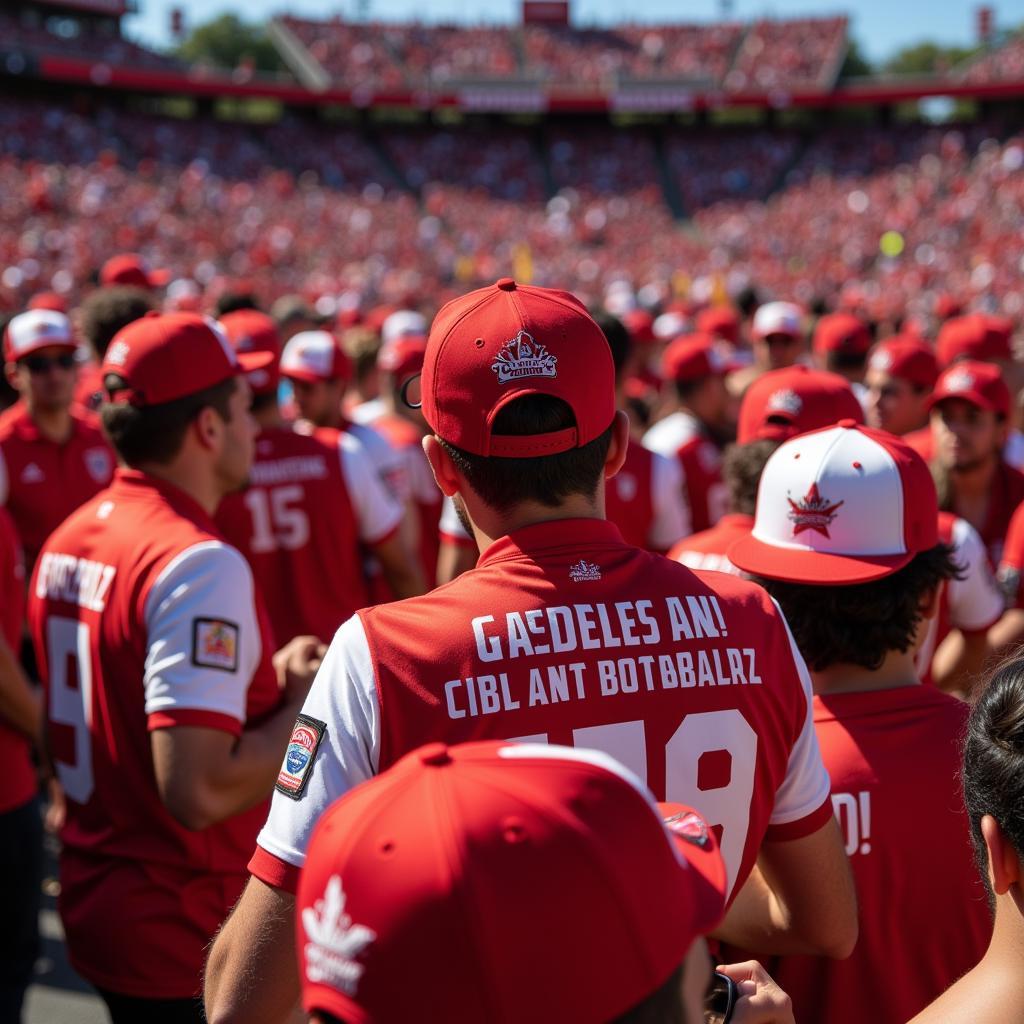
top-left (79, 286), bottom-right (154, 360)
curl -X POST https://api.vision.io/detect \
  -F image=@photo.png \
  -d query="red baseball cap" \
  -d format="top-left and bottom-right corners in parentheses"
top-left (4, 309), bottom-right (76, 362)
top-left (280, 330), bottom-right (352, 383)
top-left (936, 313), bottom-right (1012, 367)
top-left (661, 332), bottom-right (728, 383)
top-left (101, 312), bottom-right (274, 407)
top-left (812, 312), bottom-right (871, 357)
top-left (730, 421), bottom-right (938, 584)
top-left (737, 365), bottom-right (863, 444)
top-left (927, 359), bottom-right (1011, 419)
top-left (27, 291), bottom-right (68, 314)
top-left (622, 308), bottom-right (656, 345)
top-left (867, 336), bottom-right (939, 390)
top-left (696, 306), bottom-right (741, 344)
top-left (218, 309), bottom-right (282, 396)
top-left (296, 740), bottom-right (726, 1024)
top-left (378, 334), bottom-right (427, 384)
top-left (421, 279), bottom-right (615, 458)
top-left (99, 253), bottom-right (171, 291)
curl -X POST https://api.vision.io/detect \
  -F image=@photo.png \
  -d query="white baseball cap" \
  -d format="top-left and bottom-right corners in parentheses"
top-left (752, 301), bottom-right (803, 340)
top-left (381, 309), bottom-right (428, 346)
top-left (280, 330), bottom-right (351, 383)
top-left (729, 421), bottom-right (939, 584)
top-left (4, 309), bottom-right (76, 362)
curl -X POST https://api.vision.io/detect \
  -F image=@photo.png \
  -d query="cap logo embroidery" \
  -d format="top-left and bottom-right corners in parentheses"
top-left (491, 330), bottom-right (557, 384)
top-left (569, 559), bottom-right (601, 582)
top-left (787, 482), bottom-right (844, 537)
top-left (945, 370), bottom-right (974, 393)
top-left (303, 875), bottom-right (376, 995)
top-left (767, 389), bottom-right (802, 415)
top-left (664, 810), bottom-right (711, 849)
top-left (106, 340), bottom-right (130, 366)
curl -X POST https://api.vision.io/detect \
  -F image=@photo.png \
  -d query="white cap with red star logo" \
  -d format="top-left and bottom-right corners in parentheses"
top-left (729, 421), bottom-right (939, 584)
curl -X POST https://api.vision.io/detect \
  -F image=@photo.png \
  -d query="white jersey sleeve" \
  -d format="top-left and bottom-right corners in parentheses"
top-left (142, 541), bottom-right (263, 724)
top-left (947, 516), bottom-right (1005, 631)
top-left (768, 601), bottom-right (832, 828)
top-left (255, 614), bottom-right (380, 870)
top-left (345, 421), bottom-right (410, 504)
top-left (647, 449), bottom-right (691, 549)
top-left (337, 432), bottom-right (404, 545)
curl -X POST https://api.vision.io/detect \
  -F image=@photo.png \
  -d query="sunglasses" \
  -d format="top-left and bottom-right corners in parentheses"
top-left (24, 352), bottom-right (76, 374)
top-left (704, 971), bottom-right (738, 1024)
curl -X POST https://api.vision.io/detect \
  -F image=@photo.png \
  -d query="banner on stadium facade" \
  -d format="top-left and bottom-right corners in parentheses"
top-left (33, 0), bottom-right (128, 13)
top-left (610, 87), bottom-right (696, 113)
top-left (458, 86), bottom-right (547, 113)
top-left (522, 1), bottom-right (569, 25)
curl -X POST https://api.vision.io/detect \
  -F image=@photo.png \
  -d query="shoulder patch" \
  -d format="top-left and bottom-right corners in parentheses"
top-left (277, 714), bottom-right (327, 799)
top-left (192, 617), bottom-right (240, 672)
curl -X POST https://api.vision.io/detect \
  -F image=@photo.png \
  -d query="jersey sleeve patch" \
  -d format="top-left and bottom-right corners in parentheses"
top-left (191, 617), bottom-right (240, 672)
top-left (276, 714), bottom-right (328, 799)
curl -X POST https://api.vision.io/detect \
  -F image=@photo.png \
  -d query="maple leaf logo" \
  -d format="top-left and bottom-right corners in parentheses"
top-left (787, 482), bottom-right (844, 538)
top-left (302, 876), bottom-right (376, 995)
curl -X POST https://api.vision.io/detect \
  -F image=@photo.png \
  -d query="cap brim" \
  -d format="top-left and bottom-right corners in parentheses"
top-left (657, 802), bottom-right (728, 928)
top-left (237, 350), bottom-right (276, 373)
top-left (149, 268), bottom-right (172, 286)
top-left (926, 389), bottom-right (994, 413)
top-left (282, 367), bottom-right (329, 383)
top-left (10, 339), bottom-right (78, 361)
top-left (728, 533), bottom-right (913, 584)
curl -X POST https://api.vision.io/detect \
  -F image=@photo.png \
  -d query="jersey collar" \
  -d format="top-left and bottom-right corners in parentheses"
top-left (478, 517), bottom-right (626, 567)
top-left (112, 468), bottom-right (219, 532)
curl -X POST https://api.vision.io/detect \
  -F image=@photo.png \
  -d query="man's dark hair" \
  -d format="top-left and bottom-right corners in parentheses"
top-left (675, 378), bottom-right (707, 403)
top-left (100, 376), bottom-right (236, 466)
top-left (754, 543), bottom-right (960, 671)
top-left (79, 286), bottom-right (154, 358)
top-left (964, 658), bottom-right (1024, 895)
top-left (722, 439), bottom-right (779, 516)
top-left (592, 310), bottom-right (631, 380)
top-left (311, 962), bottom-right (684, 1024)
top-left (825, 350), bottom-right (868, 374)
top-left (214, 291), bottom-right (261, 317)
top-left (439, 394), bottom-right (613, 510)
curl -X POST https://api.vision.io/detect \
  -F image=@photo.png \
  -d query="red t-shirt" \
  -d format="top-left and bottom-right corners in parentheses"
top-left (967, 462), bottom-right (1024, 566)
top-left (217, 426), bottom-right (402, 646)
top-left (904, 426), bottom-right (933, 463)
top-left (643, 411), bottom-right (728, 533)
top-left (997, 499), bottom-right (1024, 607)
top-left (28, 469), bottom-right (281, 998)
top-left (669, 513), bottom-right (754, 576)
top-left (744, 686), bottom-right (990, 1024)
top-left (251, 518), bottom-right (833, 899)
top-left (0, 404), bottom-right (114, 567)
top-left (0, 506), bottom-right (31, 813)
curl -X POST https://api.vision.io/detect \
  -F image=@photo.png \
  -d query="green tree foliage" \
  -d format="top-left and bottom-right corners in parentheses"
top-left (837, 38), bottom-right (873, 80)
top-left (883, 42), bottom-right (980, 76)
top-left (174, 14), bottom-right (285, 73)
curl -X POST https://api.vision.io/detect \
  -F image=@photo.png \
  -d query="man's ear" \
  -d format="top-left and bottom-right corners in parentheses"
top-left (982, 814), bottom-right (1021, 896)
top-left (423, 435), bottom-right (461, 497)
top-left (603, 409), bottom-right (630, 480)
top-left (192, 405), bottom-right (222, 453)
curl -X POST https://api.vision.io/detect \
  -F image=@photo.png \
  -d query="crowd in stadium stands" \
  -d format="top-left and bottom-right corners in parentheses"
top-left (0, 11), bottom-right (179, 69)
top-left (724, 16), bottom-right (848, 91)
top-left (276, 14), bottom-right (845, 91)
top-left (960, 34), bottom-right (1024, 83)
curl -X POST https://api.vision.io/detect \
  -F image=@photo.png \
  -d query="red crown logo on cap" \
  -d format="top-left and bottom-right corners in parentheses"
top-left (490, 330), bottom-right (558, 384)
top-left (787, 483), bottom-right (844, 538)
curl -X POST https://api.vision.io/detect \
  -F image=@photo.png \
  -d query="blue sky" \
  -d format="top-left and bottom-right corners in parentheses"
top-left (127, 1), bottom-right (1024, 62)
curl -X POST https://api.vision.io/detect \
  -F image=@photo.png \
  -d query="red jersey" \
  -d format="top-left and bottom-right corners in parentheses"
top-left (997, 498), bottom-right (1024, 608)
top-left (904, 426), bottom-right (932, 462)
top-left (74, 362), bottom-right (105, 412)
top-left (0, 404), bottom-right (114, 567)
top-left (251, 519), bottom-right (832, 898)
top-left (28, 470), bottom-right (281, 998)
top-left (963, 461), bottom-right (1024, 566)
top-left (0, 506), bottom-right (30, 813)
top-left (369, 412), bottom-right (442, 582)
top-left (751, 686), bottom-right (990, 1024)
top-left (669, 514), bottom-right (754, 576)
top-left (217, 426), bottom-right (403, 646)
top-left (643, 411), bottom-right (728, 533)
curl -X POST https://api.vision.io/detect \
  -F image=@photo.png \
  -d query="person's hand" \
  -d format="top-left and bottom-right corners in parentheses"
top-left (717, 961), bottom-right (795, 1024)
top-left (44, 776), bottom-right (66, 835)
top-left (273, 636), bottom-right (327, 705)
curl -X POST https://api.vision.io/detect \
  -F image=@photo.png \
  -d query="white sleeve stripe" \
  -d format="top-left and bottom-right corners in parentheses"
top-left (338, 433), bottom-right (404, 544)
